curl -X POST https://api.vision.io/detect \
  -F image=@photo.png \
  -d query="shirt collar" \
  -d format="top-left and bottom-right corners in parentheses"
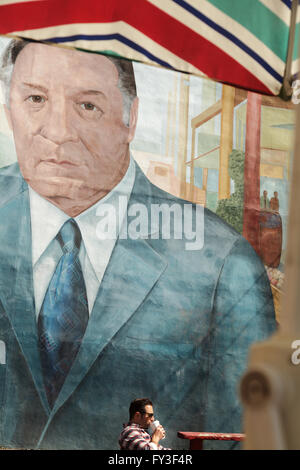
top-left (125, 423), bottom-right (144, 429)
top-left (29, 155), bottom-right (135, 272)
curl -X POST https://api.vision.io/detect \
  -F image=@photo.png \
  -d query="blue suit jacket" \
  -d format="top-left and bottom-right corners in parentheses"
top-left (0, 162), bottom-right (276, 449)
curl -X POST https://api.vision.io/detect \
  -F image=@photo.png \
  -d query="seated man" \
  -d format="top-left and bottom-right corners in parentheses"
top-left (119, 398), bottom-right (170, 450)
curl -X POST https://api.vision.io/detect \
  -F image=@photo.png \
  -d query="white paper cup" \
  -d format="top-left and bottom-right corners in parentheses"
top-left (150, 420), bottom-right (160, 432)
top-left (150, 420), bottom-right (165, 438)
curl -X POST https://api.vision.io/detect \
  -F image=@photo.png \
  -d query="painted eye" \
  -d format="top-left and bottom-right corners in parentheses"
top-left (28, 95), bottom-right (45, 104)
top-left (80, 102), bottom-right (97, 111)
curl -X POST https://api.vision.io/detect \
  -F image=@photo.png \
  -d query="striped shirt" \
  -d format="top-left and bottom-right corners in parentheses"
top-left (119, 423), bottom-right (167, 450)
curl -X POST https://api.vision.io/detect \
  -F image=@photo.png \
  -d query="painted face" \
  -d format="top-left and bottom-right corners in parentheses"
top-left (8, 43), bottom-right (138, 216)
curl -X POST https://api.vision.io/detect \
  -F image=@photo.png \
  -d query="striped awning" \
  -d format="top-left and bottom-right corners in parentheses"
top-left (0, 0), bottom-right (299, 96)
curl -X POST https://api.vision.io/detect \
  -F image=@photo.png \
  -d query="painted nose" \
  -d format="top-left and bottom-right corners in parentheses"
top-left (39, 100), bottom-right (78, 144)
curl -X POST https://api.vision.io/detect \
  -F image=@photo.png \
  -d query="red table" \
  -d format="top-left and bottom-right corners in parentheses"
top-left (177, 431), bottom-right (245, 450)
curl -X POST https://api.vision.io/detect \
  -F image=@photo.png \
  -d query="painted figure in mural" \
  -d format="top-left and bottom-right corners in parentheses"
top-left (270, 191), bottom-right (280, 212)
top-left (119, 397), bottom-right (169, 450)
top-left (0, 39), bottom-right (276, 449)
top-left (260, 189), bottom-right (270, 209)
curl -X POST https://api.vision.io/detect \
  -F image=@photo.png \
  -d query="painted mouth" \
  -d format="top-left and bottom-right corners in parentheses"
top-left (41, 159), bottom-right (78, 168)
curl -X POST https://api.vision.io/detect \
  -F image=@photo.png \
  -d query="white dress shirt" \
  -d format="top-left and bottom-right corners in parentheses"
top-left (29, 156), bottom-right (135, 318)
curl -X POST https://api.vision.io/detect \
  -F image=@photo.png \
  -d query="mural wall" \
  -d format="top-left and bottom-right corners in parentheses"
top-left (0, 36), bottom-right (289, 450)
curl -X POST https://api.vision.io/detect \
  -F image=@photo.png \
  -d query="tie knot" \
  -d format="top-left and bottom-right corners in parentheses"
top-left (58, 219), bottom-right (82, 254)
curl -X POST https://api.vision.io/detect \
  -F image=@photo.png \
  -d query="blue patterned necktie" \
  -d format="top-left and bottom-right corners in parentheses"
top-left (38, 218), bottom-right (89, 408)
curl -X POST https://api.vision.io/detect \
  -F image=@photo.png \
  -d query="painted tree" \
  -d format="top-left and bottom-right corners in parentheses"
top-left (216, 149), bottom-right (245, 234)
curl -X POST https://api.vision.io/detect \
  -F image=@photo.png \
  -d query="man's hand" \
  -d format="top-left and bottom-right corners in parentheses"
top-left (151, 425), bottom-right (166, 445)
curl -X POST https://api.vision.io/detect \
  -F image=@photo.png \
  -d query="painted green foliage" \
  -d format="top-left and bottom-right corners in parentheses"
top-left (216, 149), bottom-right (245, 234)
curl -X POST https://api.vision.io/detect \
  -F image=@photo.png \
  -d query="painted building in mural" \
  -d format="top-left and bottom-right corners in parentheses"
top-left (131, 62), bottom-right (295, 324)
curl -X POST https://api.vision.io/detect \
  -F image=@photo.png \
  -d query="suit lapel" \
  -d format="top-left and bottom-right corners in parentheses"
top-left (0, 183), bottom-right (50, 415)
top-left (49, 236), bottom-right (167, 415)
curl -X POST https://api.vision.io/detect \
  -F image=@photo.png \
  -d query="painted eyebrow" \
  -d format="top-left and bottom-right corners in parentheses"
top-left (22, 83), bottom-right (48, 94)
top-left (76, 90), bottom-right (106, 98)
top-left (21, 84), bottom-right (106, 99)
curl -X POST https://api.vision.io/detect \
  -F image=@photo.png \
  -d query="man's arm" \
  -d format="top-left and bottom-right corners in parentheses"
top-left (204, 236), bottom-right (277, 448)
top-left (119, 426), bottom-right (157, 450)
top-left (119, 425), bottom-right (170, 450)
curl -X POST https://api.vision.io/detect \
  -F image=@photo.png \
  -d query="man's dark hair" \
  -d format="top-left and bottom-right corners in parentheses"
top-left (129, 398), bottom-right (153, 421)
top-left (1, 38), bottom-right (137, 125)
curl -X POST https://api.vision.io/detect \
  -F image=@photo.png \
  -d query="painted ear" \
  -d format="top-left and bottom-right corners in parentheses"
top-left (127, 97), bottom-right (139, 143)
top-left (3, 103), bottom-right (13, 131)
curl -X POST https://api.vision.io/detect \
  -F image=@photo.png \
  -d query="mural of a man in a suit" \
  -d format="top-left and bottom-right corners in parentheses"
top-left (0, 39), bottom-right (276, 449)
